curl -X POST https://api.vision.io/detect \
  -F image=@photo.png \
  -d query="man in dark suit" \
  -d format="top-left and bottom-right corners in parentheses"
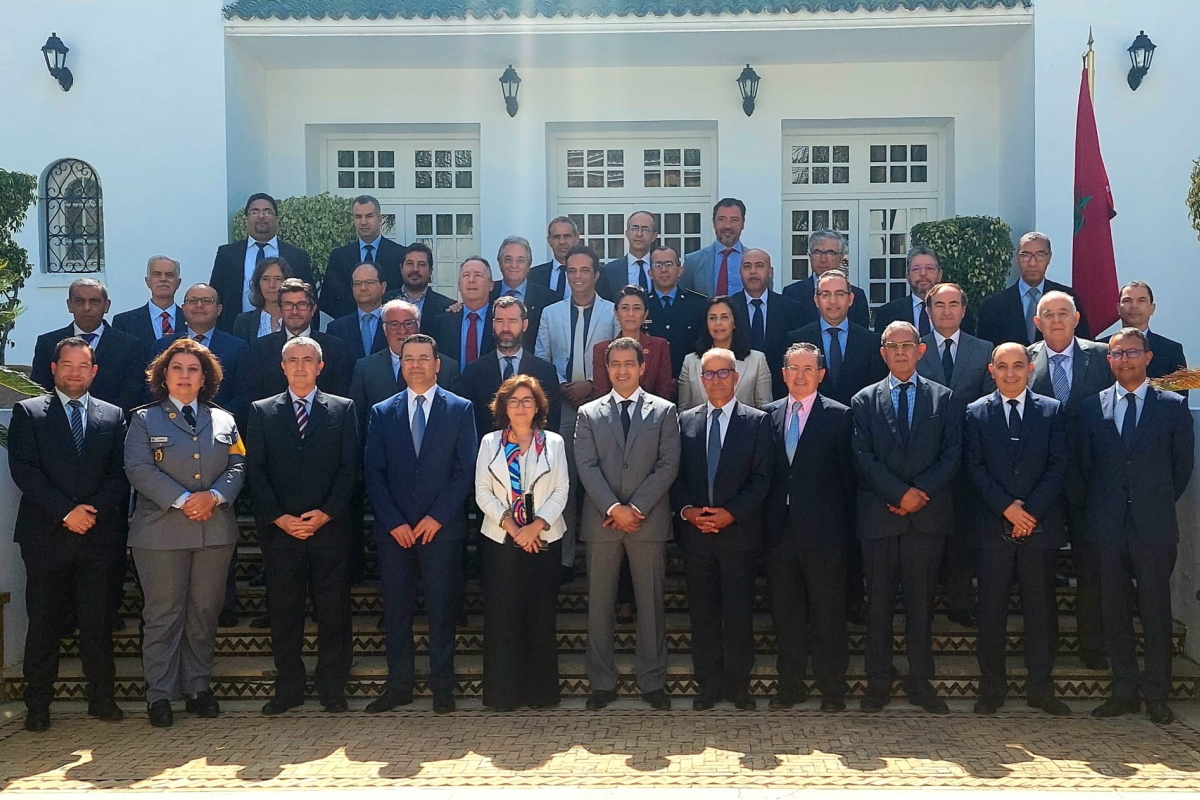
top-left (326, 262), bottom-right (388, 362)
top-left (529, 215), bottom-right (581, 301)
top-left (728, 248), bottom-right (804, 400)
top-left (963, 342), bottom-right (1071, 716)
top-left (154, 283), bottom-right (248, 421)
top-left (781, 229), bottom-right (870, 329)
top-left (363, 334), bottom-right (478, 715)
top-left (1106, 281), bottom-right (1187, 397)
top-left (111, 255), bottom-right (184, 346)
top-left (246, 336), bottom-right (360, 715)
top-left (8, 337), bottom-right (129, 731)
top-left (384, 242), bottom-right (455, 318)
top-left (462, 295), bottom-right (560, 436)
top-left (764, 342), bottom-right (855, 711)
top-left (210, 193), bottom-right (314, 332)
top-left (32, 278), bottom-right (149, 413)
top-left (1028, 290), bottom-right (1111, 670)
top-left (645, 245), bottom-right (707, 380)
top-left (599, 211), bottom-right (657, 301)
top-left (424, 257), bottom-right (495, 373)
top-left (319, 195), bottom-right (404, 320)
top-left (245, 278), bottom-right (352, 402)
top-left (975, 231), bottom-right (1091, 346)
top-left (871, 246), bottom-right (942, 337)
top-left (490, 235), bottom-right (559, 344)
top-left (672, 347), bottom-right (773, 710)
top-left (1084, 328), bottom-right (1194, 724)
top-left (852, 320), bottom-right (961, 714)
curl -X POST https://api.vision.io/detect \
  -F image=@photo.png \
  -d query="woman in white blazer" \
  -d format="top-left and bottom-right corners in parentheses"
top-left (474, 374), bottom-right (570, 711)
top-left (678, 295), bottom-right (773, 410)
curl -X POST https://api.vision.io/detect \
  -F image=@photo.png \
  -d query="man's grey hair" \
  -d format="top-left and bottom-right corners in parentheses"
top-left (497, 235), bottom-right (533, 266)
top-left (146, 255), bottom-right (181, 277)
top-left (68, 277), bottom-right (108, 301)
top-left (353, 194), bottom-right (381, 215)
top-left (547, 215), bottom-right (578, 235)
top-left (1019, 231), bottom-right (1052, 252)
top-left (700, 347), bottom-right (737, 370)
top-left (382, 298), bottom-right (420, 322)
top-left (1037, 290), bottom-right (1077, 316)
top-left (808, 228), bottom-right (848, 255)
top-left (282, 335), bottom-right (324, 362)
top-left (880, 320), bottom-right (920, 344)
top-left (629, 210), bottom-right (658, 232)
top-left (906, 245), bottom-right (940, 271)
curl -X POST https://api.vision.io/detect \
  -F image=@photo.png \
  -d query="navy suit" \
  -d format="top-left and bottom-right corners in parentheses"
top-left (319, 238), bottom-right (405, 321)
top-left (210, 240), bottom-right (314, 332)
top-left (1094, 330), bottom-right (1188, 399)
top-left (1081, 385), bottom-right (1194, 703)
top-left (363, 387), bottom-right (478, 695)
top-left (154, 329), bottom-right (248, 422)
top-left (728, 291), bottom-right (805, 400)
top-left (31, 323), bottom-right (149, 413)
top-left (975, 279), bottom-right (1092, 346)
top-left (424, 306), bottom-right (496, 372)
top-left (111, 303), bottom-right (185, 346)
top-left (646, 288), bottom-right (708, 380)
top-left (489, 281), bottom-right (557, 346)
top-left (781, 276), bottom-right (871, 329)
top-left (787, 320), bottom-right (887, 408)
top-left (326, 310), bottom-right (388, 362)
top-left (244, 330), bottom-right (352, 403)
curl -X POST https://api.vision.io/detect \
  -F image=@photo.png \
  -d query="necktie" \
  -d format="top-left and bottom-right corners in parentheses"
top-left (395, 359), bottom-right (405, 392)
top-left (160, 311), bottom-right (174, 337)
top-left (255, 242), bottom-right (268, 264)
top-left (1050, 353), bottom-right (1070, 402)
top-left (941, 339), bottom-right (955, 383)
top-left (660, 294), bottom-right (672, 310)
top-left (785, 400), bottom-right (802, 462)
top-left (193, 332), bottom-right (206, 345)
top-left (750, 298), bottom-right (766, 351)
top-left (1121, 393), bottom-right (1138, 448)
top-left (715, 248), bottom-right (733, 295)
top-left (636, 259), bottom-right (648, 291)
top-left (361, 313), bottom-right (377, 356)
top-left (181, 404), bottom-right (197, 431)
top-left (826, 327), bottom-right (844, 385)
top-left (554, 265), bottom-right (567, 297)
top-left (569, 307), bottom-right (587, 382)
top-left (465, 311), bottom-right (480, 364)
top-left (620, 399), bottom-right (633, 438)
top-left (294, 398), bottom-right (308, 438)
top-left (917, 302), bottom-right (931, 337)
top-left (1025, 286), bottom-right (1041, 343)
top-left (80, 332), bottom-right (97, 346)
top-left (363, 243), bottom-right (375, 263)
top-left (412, 395), bottom-right (426, 455)
top-left (1007, 398), bottom-right (1022, 443)
top-left (503, 356), bottom-right (515, 381)
top-left (67, 399), bottom-right (84, 453)
top-left (896, 382), bottom-right (912, 446)
top-left (505, 288), bottom-right (519, 298)
top-left (707, 407), bottom-right (723, 504)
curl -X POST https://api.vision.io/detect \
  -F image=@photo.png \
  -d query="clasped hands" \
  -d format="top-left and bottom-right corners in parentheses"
top-left (181, 491), bottom-right (219, 523)
top-left (63, 504), bottom-right (97, 534)
top-left (387, 515), bottom-right (443, 548)
top-left (503, 517), bottom-right (546, 553)
top-left (276, 509), bottom-right (333, 540)
top-left (681, 506), bottom-right (734, 534)
top-left (1003, 499), bottom-right (1038, 538)
top-left (603, 504), bottom-right (644, 534)
top-left (887, 487), bottom-right (930, 516)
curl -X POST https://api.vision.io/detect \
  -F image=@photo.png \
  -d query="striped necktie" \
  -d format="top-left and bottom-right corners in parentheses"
top-left (1050, 354), bottom-right (1070, 402)
top-left (295, 398), bottom-right (308, 438)
top-left (68, 399), bottom-right (85, 453)
top-left (160, 311), bottom-right (174, 337)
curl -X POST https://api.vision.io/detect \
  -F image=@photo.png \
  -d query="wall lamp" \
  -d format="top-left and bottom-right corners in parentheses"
top-left (42, 32), bottom-right (73, 92)
top-left (737, 64), bottom-right (760, 117)
top-left (1127, 31), bottom-right (1155, 91)
top-left (499, 65), bottom-right (521, 118)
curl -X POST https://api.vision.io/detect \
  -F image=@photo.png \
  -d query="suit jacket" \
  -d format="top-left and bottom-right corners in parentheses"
top-left (319, 237), bottom-right (405, 321)
top-left (1081, 384), bottom-right (1194, 545)
top-left (781, 276), bottom-right (871, 329)
top-left (529, 261), bottom-right (567, 300)
top-left (362, 387), bottom-right (478, 541)
top-left (574, 391), bottom-right (681, 543)
top-left (872, 294), bottom-right (927, 337)
top-left (963, 390), bottom-right (1068, 549)
top-left (31, 322), bottom-right (149, 412)
top-left (425, 305), bottom-right (496, 372)
top-left (591, 333), bottom-right (674, 402)
top-left (764, 394), bottom-right (856, 550)
top-left (326, 309), bottom-right (388, 362)
top-left (112, 303), bottom-right (185, 346)
top-left (917, 330), bottom-right (996, 403)
top-left (851, 376), bottom-right (962, 539)
top-left (210, 239), bottom-right (314, 331)
top-left (787, 320), bottom-right (887, 408)
top-left (534, 297), bottom-right (619, 386)
top-left (1098, 330), bottom-right (1188, 399)
top-left (671, 401), bottom-right (773, 551)
top-left (380, 287), bottom-right (457, 319)
top-left (245, 391), bottom-right (360, 540)
top-left (461, 348), bottom-right (562, 436)
top-left (232, 309), bottom-right (271, 343)
top-left (489, 280), bottom-right (558, 345)
top-left (679, 242), bottom-right (740, 297)
top-left (348, 349), bottom-right (462, 437)
top-left (154, 329), bottom-right (248, 421)
top-left (8, 394), bottom-right (129, 551)
top-left (646, 288), bottom-right (708, 378)
top-left (728, 291), bottom-right (805, 400)
top-left (598, 254), bottom-right (651, 302)
top-left (245, 330), bottom-right (353, 403)
top-left (678, 350), bottom-right (772, 411)
top-left (975, 279), bottom-right (1091, 346)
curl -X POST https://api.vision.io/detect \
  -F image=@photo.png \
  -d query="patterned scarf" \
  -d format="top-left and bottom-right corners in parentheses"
top-left (503, 426), bottom-right (545, 526)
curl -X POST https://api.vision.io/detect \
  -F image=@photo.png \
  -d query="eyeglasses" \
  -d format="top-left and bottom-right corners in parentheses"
top-left (247, 209), bottom-right (277, 218)
top-left (280, 301), bottom-right (312, 312)
top-left (383, 319), bottom-right (420, 331)
top-left (882, 341), bottom-right (919, 351)
top-left (700, 368), bottom-right (735, 381)
top-left (627, 225), bottom-right (654, 235)
top-left (783, 365), bottom-right (821, 376)
top-left (1108, 348), bottom-right (1145, 360)
top-left (183, 297), bottom-right (217, 306)
top-left (505, 397), bottom-right (536, 408)
top-left (352, 279), bottom-right (381, 289)
top-left (810, 249), bottom-right (844, 258)
top-left (815, 290), bottom-right (850, 300)
top-left (650, 261), bottom-right (678, 269)
top-left (401, 355), bottom-right (435, 365)
top-left (1016, 251), bottom-right (1051, 262)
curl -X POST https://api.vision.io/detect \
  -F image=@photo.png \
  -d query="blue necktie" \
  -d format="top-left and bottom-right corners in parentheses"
top-left (80, 332), bottom-right (97, 346)
top-left (1121, 393), bottom-right (1138, 448)
top-left (68, 399), bottom-right (84, 453)
top-left (503, 356), bottom-right (515, 381)
top-left (896, 382), bottom-right (912, 446)
top-left (785, 400), bottom-right (802, 463)
top-left (1025, 286), bottom-right (1041, 342)
top-left (361, 313), bottom-right (377, 356)
top-left (412, 395), bottom-right (426, 456)
top-left (363, 243), bottom-right (375, 263)
top-left (707, 407), bottom-right (723, 505)
top-left (1050, 354), bottom-right (1070, 402)
top-left (750, 299), bottom-right (766, 351)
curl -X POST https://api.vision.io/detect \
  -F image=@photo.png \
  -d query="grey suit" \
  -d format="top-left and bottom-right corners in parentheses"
top-left (917, 331), bottom-right (995, 403)
top-left (678, 241), bottom-right (740, 297)
top-left (574, 391), bottom-right (681, 693)
top-left (125, 401), bottom-right (245, 704)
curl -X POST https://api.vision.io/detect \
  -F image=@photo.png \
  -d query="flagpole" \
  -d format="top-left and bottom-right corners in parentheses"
top-left (1084, 26), bottom-right (1095, 102)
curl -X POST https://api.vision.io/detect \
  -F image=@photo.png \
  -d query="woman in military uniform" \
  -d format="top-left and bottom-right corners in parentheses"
top-left (126, 338), bottom-right (245, 728)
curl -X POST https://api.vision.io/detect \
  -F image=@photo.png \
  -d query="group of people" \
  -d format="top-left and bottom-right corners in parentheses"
top-left (9, 191), bottom-right (1194, 733)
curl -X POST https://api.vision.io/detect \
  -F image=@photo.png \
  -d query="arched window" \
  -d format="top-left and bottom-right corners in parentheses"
top-left (43, 158), bottom-right (104, 273)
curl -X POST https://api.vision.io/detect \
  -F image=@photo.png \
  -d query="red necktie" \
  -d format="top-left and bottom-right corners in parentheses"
top-left (715, 248), bottom-right (733, 295)
top-left (466, 311), bottom-right (480, 363)
top-left (160, 311), bottom-right (174, 337)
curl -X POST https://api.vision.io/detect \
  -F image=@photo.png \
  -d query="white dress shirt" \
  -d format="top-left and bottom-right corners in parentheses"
top-left (1114, 379), bottom-right (1150, 434)
top-left (705, 398), bottom-right (737, 446)
top-left (148, 302), bottom-right (181, 339)
top-left (605, 386), bottom-right (645, 516)
top-left (1002, 390), bottom-right (1027, 425)
top-left (407, 384), bottom-right (438, 427)
top-left (73, 323), bottom-right (103, 344)
top-left (627, 254), bottom-right (651, 287)
top-left (243, 236), bottom-right (280, 312)
top-left (933, 329), bottom-right (961, 361)
top-left (744, 289), bottom-right (768, 328)
top-left (56, 389), bottom-right (90, 431)
top-left (256, 310), bottom-right (280, 338)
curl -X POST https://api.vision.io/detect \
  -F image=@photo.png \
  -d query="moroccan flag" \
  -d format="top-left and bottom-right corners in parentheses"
top-left (1072, 66), bottom-right (1119, 333)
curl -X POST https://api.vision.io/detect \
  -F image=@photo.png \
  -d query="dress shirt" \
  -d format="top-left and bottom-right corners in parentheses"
top-left (909, 294), bottom-right (926, 327)
top-left (497, 348), bottom-right (523, 378)
top-left (148, 302), bottom-right (181, 339)
top-left (459, 304), bottom-right (488, 366)
top-left (744, 289), bottom-right (768, 326)
top-left (887, 372), bottom-right (919, 429)
top-left (286, 327), bottom-right (312, 340)
top-left (56, 389), bottom-right (90, 431)
top-left (407, 384), bottom-right (438, 428)
top-left (390, 349), bottom-right (403, 380)
top-left (187, 327), bottom-right (215, 346)
top-left (243, 236), bottom-right (279, 312)
top-left (604, 386), bottom-right (645, 516)
top-left (712, 241), bottom-right (745, 295)
top-left (1114, 379), bottom-right (1150, 434)
top-left (550, 260), bottom-right (569, 300)
top-left (1045, 341), bottom-right (1075, 393)
top-left (288, 387), bottom-right (318, 408)
top-left (1020, 279), bottom-right (1047, 321)
top-left (705, 398), bottom-right (737, 446)
top-left (167, 396), bottom-right (225, 508)
top-left (256, 310), bottom-right (280, 337)
top-left (73, 323), bottom-right (104, 345)
top-left (654, 287), bottom-right (680, 305)
top-left (786, 392), bottom-right (815, 440)
top-left (497, 280), bottom-right (527, 300)
top-left (403, 288), bottom-right (431, 316)
top-left (359, 236), bottom-right (382, 263)
top-left (1003, 391), bottom-right (1027, 425)
top-left (933, 329), bottom-right (961, 360)
top-left (627, 254), bottom-right (651, 287)
top-left (818, 318), bottom-right (848, 354)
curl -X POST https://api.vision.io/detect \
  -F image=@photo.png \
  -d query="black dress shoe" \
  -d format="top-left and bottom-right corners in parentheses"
top-left (819, 696), bottom-right (846, 713)
top-left (218, 609), bottom-right (239, 628)
top-left (262, 697), bottom-right (303, 716)
top-left (486, 704), bottom-right (517, 712)
top-left (560, 565), bottom-right (576, 586)
top-left (642, 689), bottom-right (671, 710)
top-left (250, 615), bottom-right (271, 629)
top-left (1092, 696), bottom-right (1141, 718)
top-left (1027, 696), bottom-right (1071, 716)
top-left (24, 707), bottom-right (50, 732)
top-left (973, 698), bottom-right (999, 715)
top-left (947, 608), bottom-right (978, 628)
top-left (185, 690), bottom-right (220, 718)
top-left (922, 695), bottom-right (950, 714)
top-left (769, 687), bottom-right (807, 710)
top-left (1079, 649), bottom-right (1110, 671)
top-left (586, 689), bottom-right (618, 710)
top-left (364, 688), bottom-right (413, 713)
top-left (321, 697), bottom-right (349, 713)
top-left (432, 694), bottom-right (456, 714)
top-left (728, 689), bottom-right (755, 710)
top-left (1146, 700), bottom-right (1175, 725)
top-left (148, 700), bottom-right (174, 728)
top-left (88, 697), bottom-right (125, 721)
top-left (860, 694), bottom-right (888, 712)
top-left (692, 692), bottom-right (717, 711)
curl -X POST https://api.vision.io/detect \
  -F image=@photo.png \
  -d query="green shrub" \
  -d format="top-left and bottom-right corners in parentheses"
top-left (230, 192), bottom-right (354, 285)
top-left (1187, 157), bottom-right (1200, 243)
top-left (910, 215), bottom-right (1014, 330)
top-left (0, 169), bottom-right (39, 364)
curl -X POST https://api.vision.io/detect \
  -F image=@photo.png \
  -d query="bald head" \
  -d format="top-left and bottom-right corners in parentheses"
top-left (740, 248), bottom-right (773, 297)
top-left (988, 341), bottom-right (1034, 400)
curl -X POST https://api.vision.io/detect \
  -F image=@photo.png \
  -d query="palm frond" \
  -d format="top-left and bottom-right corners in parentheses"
top-left (1150, 366), bottom-right (1200, 392)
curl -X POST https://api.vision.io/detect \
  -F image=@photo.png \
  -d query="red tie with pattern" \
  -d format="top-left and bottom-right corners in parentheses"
top-left (160, 311), bottom-right (174, 337)
top-left (466, 311), bottom-right (480, 363)
top-left (715, 248), bottom-right (733, 295)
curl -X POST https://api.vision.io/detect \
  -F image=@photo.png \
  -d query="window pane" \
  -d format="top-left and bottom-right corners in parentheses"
top-left (684, 148), bottom-right (701, 166)
top-left (684, 213), bottom-right (701, 234)
top-left (911, 165), bottom-right (928, 183)
top-left (358, 151), bottom-right (375, 168)
top-left (911, 144), bottom-right (928, 162)
top-left (890, 166), bottom-right (908, 183)
top-left (338, 171), bottom-right (355, 188)
top-left (455, 171), bottom-right (472, 188)
top-left (684, 170), bottom-right (701, 187)
top-left (567, 170), bottom-right (584, 188)
top-left (792, 146), bottom-right (810, 164)
top-left (644, 149), bottom-right (661, 167)
top-left (607, 170), bottom-right (623, 188)
top-left (378, 151), bottom-right (395, 168)
top-left (664, 149), bottom-right (681, 167)
top-left (870, 145), bottom-right (887, 163)
top-left (587, 214), bottom-right (604, 234)
top-left (435, 171), bottom-right (453, 188)
top-left (415, 150), bottom-right (432, 168)
top-left (644, 171), bottom-right (661, 188)
top-left (567, 150), bottom-right (584, 168)
top-left (416, 214), bottom-right (433, 236)
top-left (663, 214), bottom-right (681, 235)
top-left (435, 150), bottom-right (452, 168)
top-left (607, 149), bottom-right (623, 167)
top-left (833, 145), bottom-right (850, 163)
top-left (608, 214), bottom-right (624, 235)
top-left (684, 237), bottom-right (701, 254)
top-left (456, 214), bottom-right (473, 235)
top-left (338, 150), bottom-right (354, 168)
top-left (587, 150), bottom-right (604, 167)
top-left (792, 210), bottom-right (809, 232)
top-left (436, 214), bottom-right (453, 235)
top-left (890, 145), bottom-right (908, 162)
top-left (870, 166), bottom-right (886, 183)
top-left (378, 171), bottom-right (395, 189)
top-left (813, 146), bottom-right (830, 164)
top-left (587, 170), bottom-right (604, 188)
top-left (415, 169), bottom-right (432, 187)
top-left (358, 171), bottom-right (375, 188)
top-left (455, 150), bottom-right (472, 168)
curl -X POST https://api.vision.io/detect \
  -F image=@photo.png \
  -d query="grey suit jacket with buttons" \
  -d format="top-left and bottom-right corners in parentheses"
top-left (917, 330), bottom-right (996, 403)
top-left (125, 401), bottom-right (245, 550)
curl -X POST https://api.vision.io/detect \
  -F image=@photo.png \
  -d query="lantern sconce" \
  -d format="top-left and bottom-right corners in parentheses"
top-left (499, 65), bottom-right (521, 118)
top-left (737, 64), bottom-right (760, 117)
top-left (42, 32), bottom-right (73, 92)
top-left (1126, 31), bottom-right (1155, 91)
